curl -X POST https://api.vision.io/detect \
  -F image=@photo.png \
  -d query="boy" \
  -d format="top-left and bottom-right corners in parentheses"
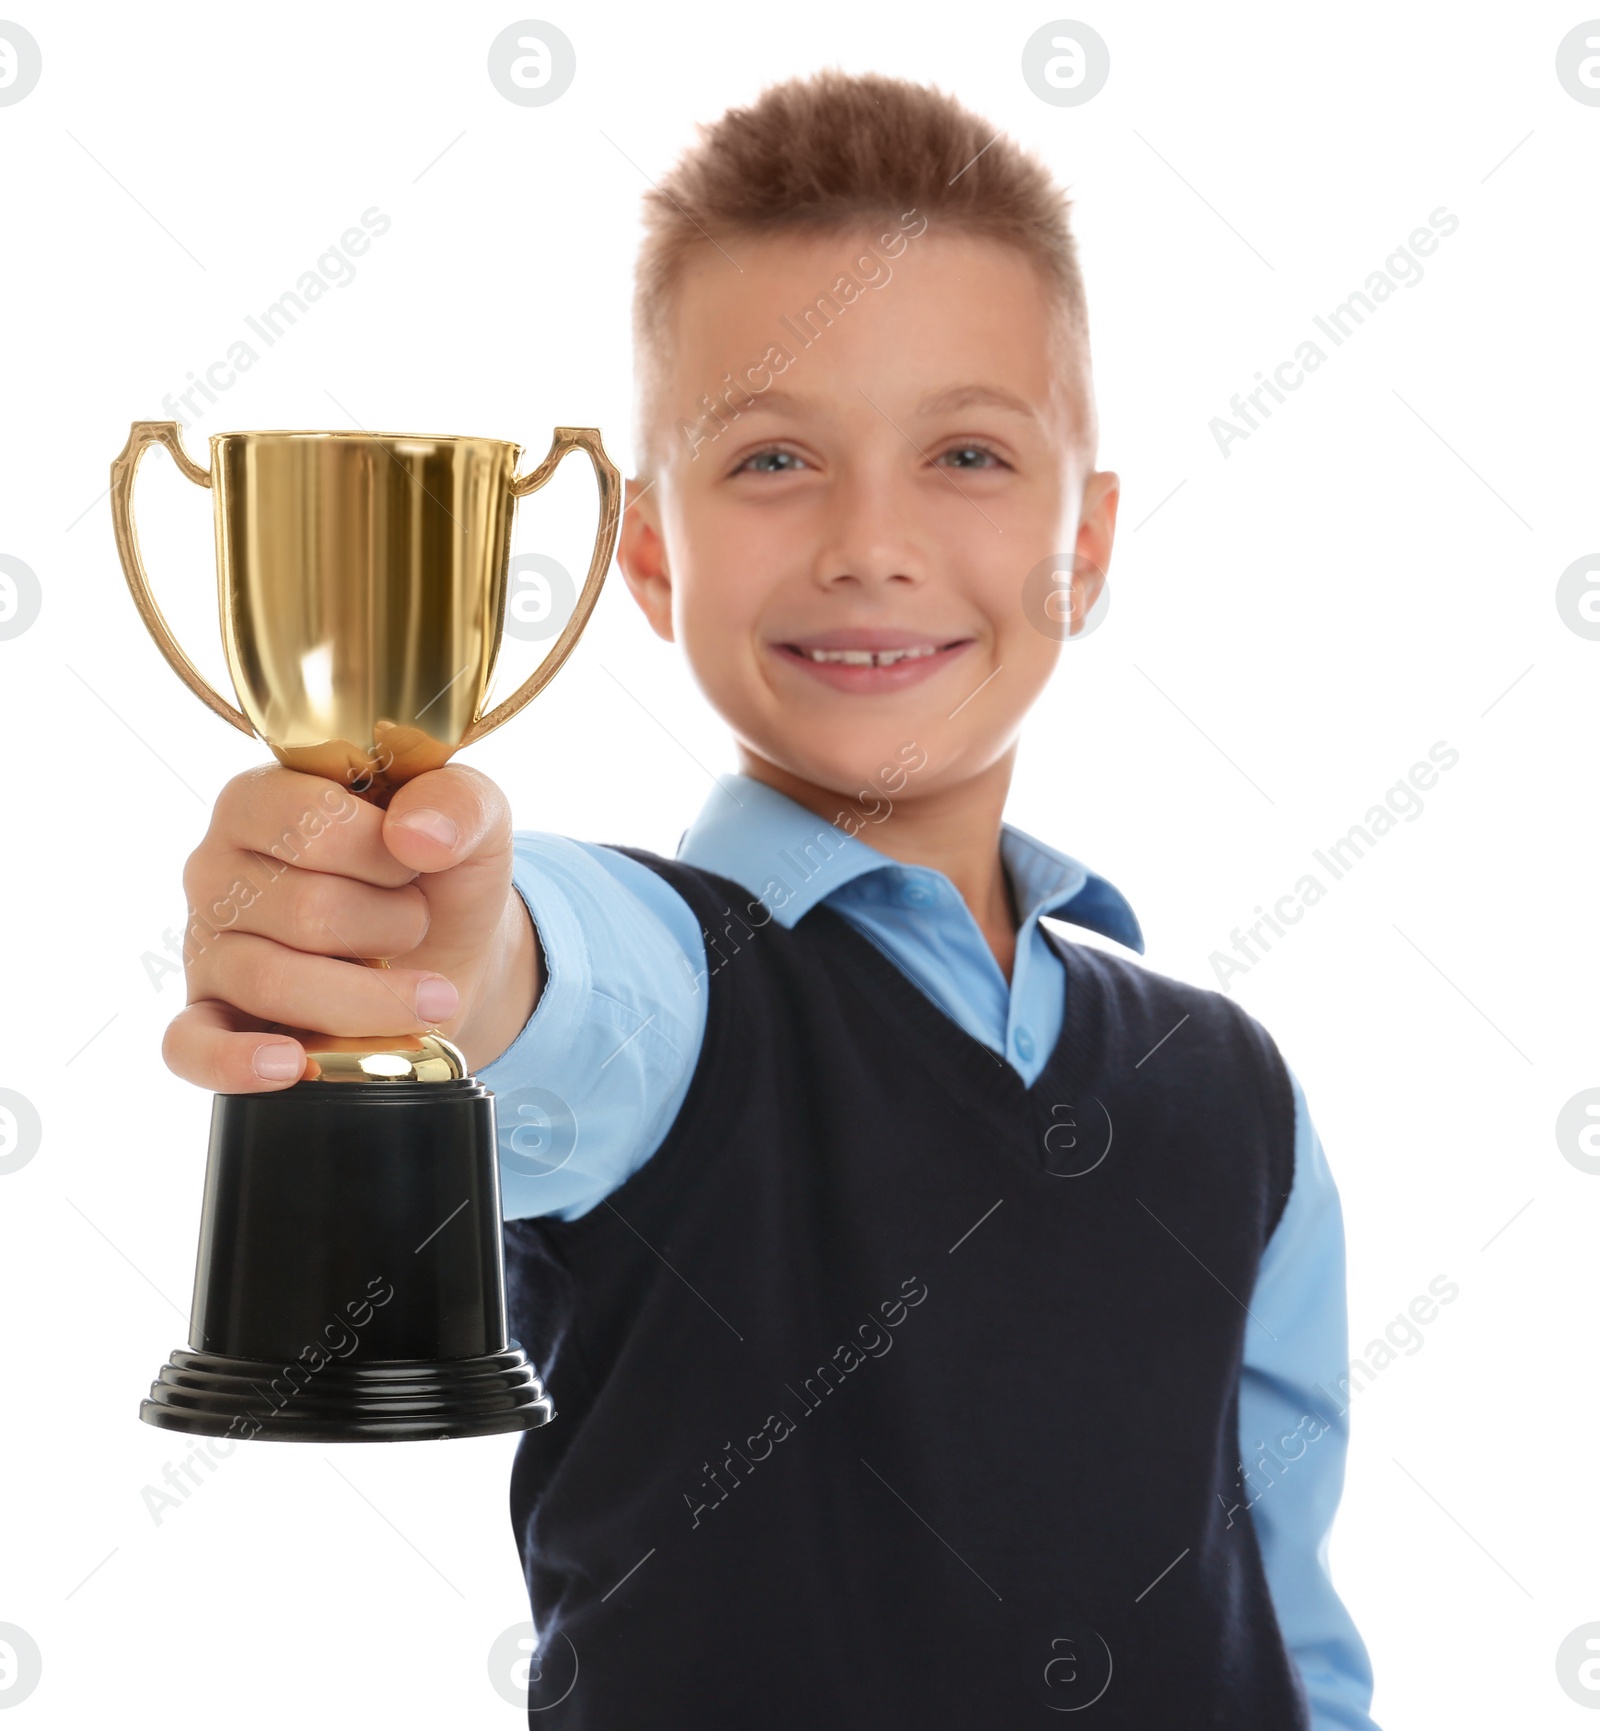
top-left (165, 71), bottom-right (1379, 1728)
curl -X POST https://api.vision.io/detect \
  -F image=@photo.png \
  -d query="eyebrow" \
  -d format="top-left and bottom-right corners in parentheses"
top-left (727, 382), bottom-right (1041, 421)
top-left (917, 383), bottom-right (1039, 419)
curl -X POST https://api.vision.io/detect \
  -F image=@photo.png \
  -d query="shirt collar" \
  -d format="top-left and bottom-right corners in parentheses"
top-left (675, 772), bottom-right (1144, 953)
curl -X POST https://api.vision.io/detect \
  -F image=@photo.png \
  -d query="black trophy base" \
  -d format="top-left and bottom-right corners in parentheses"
top-left (142, 1346), bottom-right (554, 1443)
top-left (141, 1075), bottom-right (557, 1443)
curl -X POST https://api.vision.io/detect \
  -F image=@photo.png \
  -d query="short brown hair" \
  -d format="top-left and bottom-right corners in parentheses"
top-left (631, 68), bottom-right (1095, 477)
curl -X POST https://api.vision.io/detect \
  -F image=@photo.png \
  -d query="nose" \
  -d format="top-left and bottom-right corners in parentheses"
top-left (809, 464), bottom-right (926, 592)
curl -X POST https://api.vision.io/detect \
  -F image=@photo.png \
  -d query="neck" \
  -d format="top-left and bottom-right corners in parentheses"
top-left (735, 745), bottom-right (1021, 979)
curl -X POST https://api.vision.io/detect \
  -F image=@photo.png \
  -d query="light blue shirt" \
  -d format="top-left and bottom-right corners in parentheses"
top-left (480, 771), bottom-right (1378, 1730)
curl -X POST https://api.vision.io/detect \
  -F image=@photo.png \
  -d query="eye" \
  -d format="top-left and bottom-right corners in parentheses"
top-left (733, 447), bottom-right (810, 475)
top-left (938, 442), bottom-right (1007, 471)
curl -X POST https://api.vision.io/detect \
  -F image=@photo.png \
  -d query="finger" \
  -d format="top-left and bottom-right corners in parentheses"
top-left (186, 931), bottom-right (460, 1038)
top-left (209, 763), bottom-right (419, 889)
top-left (380, 764), bottom-right (513, 959)
top-left (162, 998), bottom-right (312, 1094)
top-left (182, 845), bottom-right (431, 960)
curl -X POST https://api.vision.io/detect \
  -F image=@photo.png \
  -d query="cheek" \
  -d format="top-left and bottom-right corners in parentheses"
top-left (669, 509), bottom-right (786, 667)
top-left (1013, 634), bottom-right (1062, 717)
top-left (676, 567), bottom-right (755, 649)
top-left (672, 575), bottom-right (764, 714)
top-left (669, 498), bottom-right (766, 622)
top-left (986, 576), bottom-right (1062, 706)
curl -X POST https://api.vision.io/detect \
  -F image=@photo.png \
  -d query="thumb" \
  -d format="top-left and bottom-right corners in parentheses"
top-left (380, 764), bottom-right (514, 967)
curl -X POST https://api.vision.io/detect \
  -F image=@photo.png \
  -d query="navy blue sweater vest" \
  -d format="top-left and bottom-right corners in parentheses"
top-left (502, 847), bottom-right (1308, 1729)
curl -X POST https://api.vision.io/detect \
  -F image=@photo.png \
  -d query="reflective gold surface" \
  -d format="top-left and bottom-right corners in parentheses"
top-left (299, 1032), bottom-right (469, 1084)
top-left (213, 430), bottom-right (520, 789)
top-left (111, 421), bottom-right (620, 795)
top-left (111, 420), bottom-right (621, 1081)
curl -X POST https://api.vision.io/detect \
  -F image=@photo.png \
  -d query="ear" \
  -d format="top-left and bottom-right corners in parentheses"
top-left (617, 475), bottom-right (675, 642)
top-left (1071, 469), bottom-right (1119, 628)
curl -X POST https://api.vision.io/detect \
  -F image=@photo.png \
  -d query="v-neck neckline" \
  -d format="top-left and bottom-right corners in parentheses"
top-left (802, 898), bottom-right (1106, 1115)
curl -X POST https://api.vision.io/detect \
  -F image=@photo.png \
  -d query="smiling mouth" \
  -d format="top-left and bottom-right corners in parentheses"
top-left (769, 636), bottom-right (975, 690)
top-left (789, 642), bottom-right (964, 667)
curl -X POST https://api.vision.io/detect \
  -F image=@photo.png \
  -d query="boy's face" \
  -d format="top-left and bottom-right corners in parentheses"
top-left (618, 227), bottom-right (1118, 811)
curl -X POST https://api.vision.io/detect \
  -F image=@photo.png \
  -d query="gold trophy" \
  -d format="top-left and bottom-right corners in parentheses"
top-left (111, 420), bottom-right (620, 1441)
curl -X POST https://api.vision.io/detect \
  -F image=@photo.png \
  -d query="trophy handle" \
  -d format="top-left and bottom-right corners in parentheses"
top-left (463, 426), bottom-right (622, 746)
top-left (110, 421), bottom-right (254, 737)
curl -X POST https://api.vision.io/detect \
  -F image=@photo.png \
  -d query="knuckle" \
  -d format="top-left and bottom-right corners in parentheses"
top-left (159, 1016), bottom-right (188, 1077)
top-left (214, 764), bottom-right (272, 828)
top-left (286, 873), bottom-right (336, 954)
top-left (180, 844), bottom-right (215, 909)
top-left (201, 913), bottom-right (251, 969)
top-left (162, 1011), bottom-right (212, 1086)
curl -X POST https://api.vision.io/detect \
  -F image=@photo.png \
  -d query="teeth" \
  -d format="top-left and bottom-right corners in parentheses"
top-left (802, 644), bottom-right (941, 666)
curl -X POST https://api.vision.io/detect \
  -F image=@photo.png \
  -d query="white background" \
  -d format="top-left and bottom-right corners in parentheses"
top-left (1, 1), bottom-right (1595, 1724)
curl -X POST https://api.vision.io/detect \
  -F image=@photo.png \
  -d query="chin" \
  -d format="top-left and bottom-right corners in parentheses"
top-left (757, 728), bottom-right (937, 804)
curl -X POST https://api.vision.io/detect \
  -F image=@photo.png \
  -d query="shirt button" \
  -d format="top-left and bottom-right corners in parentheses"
top-left (1013, 1026), bottom-right (1035, 1061)
top-left (900, 878), bottom-right (936, 907)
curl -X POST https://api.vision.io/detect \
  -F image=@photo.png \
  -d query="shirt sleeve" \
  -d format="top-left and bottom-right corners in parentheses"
top-left (1237, 1061), bottom-right (1381, 1730)
top-left (476, 832), bottom-right (708, 1223)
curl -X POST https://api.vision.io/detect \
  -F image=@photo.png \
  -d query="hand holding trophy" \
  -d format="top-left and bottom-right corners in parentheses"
top-left (110, 420), bottom-right (620, 1441)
